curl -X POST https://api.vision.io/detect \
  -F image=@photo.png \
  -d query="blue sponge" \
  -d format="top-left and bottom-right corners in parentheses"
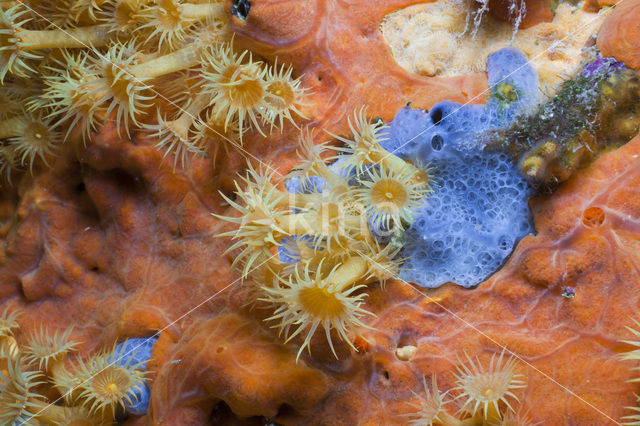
top-left (110, 336), bottom-right (158, 416)
top-left (380, 47), bottom-right (537, 288)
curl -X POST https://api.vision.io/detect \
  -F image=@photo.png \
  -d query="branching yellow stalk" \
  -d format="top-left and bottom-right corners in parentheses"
top-left (216, 114), bottom-right (430, 360)
top-left (0, 5), bottom-right (118, 79)
top-left (129, 42), bottom-right (205, 79)
top-left (276, 205), bottom-right (362, 246)
top-left (327, 256), bottom-right (369, 291)
top-left (26, 399), bottom-right (73, 424)
top-left (180, 2), bottom-right (224, 20)
top-left (148, 91), bottom-right (211, 167)
top-left (15, 24), bottom-right (114, 50)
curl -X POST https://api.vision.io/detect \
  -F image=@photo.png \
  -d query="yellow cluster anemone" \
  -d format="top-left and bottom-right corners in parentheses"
top-left (217, 109), bottom-right (432, 359)
top-left (453, 351), bottom-right (526, 423)
top-left (71, 345), bottom-right (147, 419)
top-left (404, 352), bottom-right (530, 425)
top-left (404, 375), bottom-right (452, 426)
top-left (0, 109), bottom-right (62, 173)
top-left (261, 261), bottom-right (373, 360)
top-left (620, 319), bottom-right (640, 425)
top-left (0, 351), bottom-right (45, 425)
top-left (0, 0), bottom-right (308, 182)
top-left (0, 309), bottom-right (149, 424)
top-left (23, 324), bottom-right (81, 372)
top-left (355, 165), bottom-right (429, 231)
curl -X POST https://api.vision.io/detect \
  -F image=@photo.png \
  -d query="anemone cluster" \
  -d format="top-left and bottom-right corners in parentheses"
top-left (0, 0), bottom-right (307, 181)
top-left (489, 57), bottom-right (640, 187)
top-left (218, 109), bottom-right (432, 359)
top-left (380, 47), bottom-right (536, 288)
top-left (0, 308), bottom-right (148, 424)
top-left (619, 319), bottom-right (640, 425)
top-left (405, 351), bottom-right (531, 426)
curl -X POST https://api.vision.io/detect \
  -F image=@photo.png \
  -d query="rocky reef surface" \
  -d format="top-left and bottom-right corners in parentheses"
top-left (0, 0), bottom-right (639, 424)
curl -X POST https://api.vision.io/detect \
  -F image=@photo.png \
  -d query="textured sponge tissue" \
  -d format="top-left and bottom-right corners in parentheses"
top-left (381, 47), bottom-right (537, 288)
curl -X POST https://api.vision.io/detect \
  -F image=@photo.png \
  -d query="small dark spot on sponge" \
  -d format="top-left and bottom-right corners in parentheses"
top-left (230, 0), bottom-right (250, 20)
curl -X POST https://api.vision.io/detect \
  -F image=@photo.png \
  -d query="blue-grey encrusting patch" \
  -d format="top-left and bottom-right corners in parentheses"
top-left (380, 47), bottom-right (537, 288)
top-left (110, 336), bottom-right (158, 416)
top-left (282, 47), bottom-right (538, 288)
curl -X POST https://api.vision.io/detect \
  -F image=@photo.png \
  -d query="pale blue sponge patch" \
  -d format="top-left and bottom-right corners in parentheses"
top-left (380, 47), bottom-right (537, 288)
top-left (110, 336), bottom-right (158, 416)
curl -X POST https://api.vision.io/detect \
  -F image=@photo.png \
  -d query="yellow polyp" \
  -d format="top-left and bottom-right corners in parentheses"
top-left (218, 108), bottom-right (423, 359)
top-left (454, 351), bottom-right (525, 420)
top-left (616, 117), bottom-right (640, 138)
top-left (370, 178), bottom-right (409, 208)
top-left (298, 285), bottom-right (346, 320)
top-left (148, 91), bottom-right (211, 166)
top-left (262, 60), bottom-right (307, 129)
top-left (266, 81), bottom-right (295, 109)
top-left (202, 44), bottom-right (269, 138)
top-left (156, 0), bottom-right (183, 31)
top-left (225, 72), bottom-right (265, 109)
top-left (73, 356), bottom-right (146, 419)
top-left (520, 155), bottom-right (544, 178)
top-left (601, 84), bottom-right (614, 98)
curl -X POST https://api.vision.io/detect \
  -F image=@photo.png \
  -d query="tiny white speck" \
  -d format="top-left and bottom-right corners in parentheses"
top-left (84, 226), bottom-right (90, 231)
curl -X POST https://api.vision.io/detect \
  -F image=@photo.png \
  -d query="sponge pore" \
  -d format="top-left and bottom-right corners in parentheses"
top-left (380, 46), bottom-right (536, 288)
top-left (400, 150), bottom-right (532, 287)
